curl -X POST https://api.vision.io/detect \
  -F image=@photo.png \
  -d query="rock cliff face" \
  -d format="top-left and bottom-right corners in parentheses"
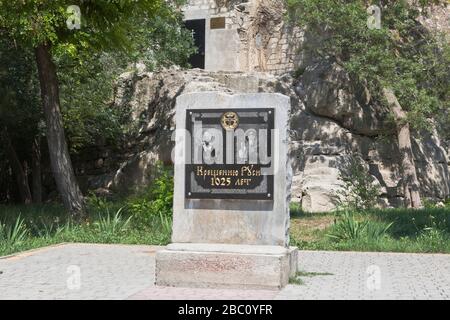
top-left (74, 66), bottom-right (449, 212)
top-left (71, 2), bottom-right (449, 212)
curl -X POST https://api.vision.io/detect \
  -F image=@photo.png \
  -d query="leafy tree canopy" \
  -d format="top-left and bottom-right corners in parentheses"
top-left (0, 0), bottom-right (195, 153)
top-left (0, 37), bottom-right (41, 147)
top-left (287, 0), bottom-right (449, 130)
top-left (0, 1), bottom-right (163, 50)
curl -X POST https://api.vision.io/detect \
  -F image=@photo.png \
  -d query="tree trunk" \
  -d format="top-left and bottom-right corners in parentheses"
top-left (35, 43), bottom-right (86, 217)
top-left (383, 88), bottom-right (423, 209)
top-left (2, 128), bottom-right (32, 204)
top-left (31, 135), bottom-right (42, 204)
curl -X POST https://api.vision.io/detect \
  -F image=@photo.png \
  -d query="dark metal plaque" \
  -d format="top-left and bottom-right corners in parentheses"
top-left (210, 17), bottom-right (226, 29)
top-left (185, 108), bottom-right (274, 200)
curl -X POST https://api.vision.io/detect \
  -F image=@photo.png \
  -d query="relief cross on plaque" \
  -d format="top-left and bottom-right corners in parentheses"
top-left (185, 108), bottom-right (274, 200)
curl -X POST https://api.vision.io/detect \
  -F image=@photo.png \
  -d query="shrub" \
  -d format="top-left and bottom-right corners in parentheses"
top-left (128, 163), bottom-right (174, 228)
top-left (0, 215), bottom-right (28, 246)
top-left (333, 155), bottom-right (381, 211)
top-left (444, 198), bottom-right (450, 208)
top-left (365, 220), bottom-right (394, 240)
top-left (327, 211), bottom-right (392, 242)
top-left (417, 228), bottom-right (448, 251)
top-left (34, 219), bottom-right (58, 239)
top-left (94, 207), bottom-right (132, 236)
top-left (327, 211), bottom-right (367, 241)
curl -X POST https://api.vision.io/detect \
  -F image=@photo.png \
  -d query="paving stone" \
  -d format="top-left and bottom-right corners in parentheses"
top-left (0, 245), bottom-right (449, 300)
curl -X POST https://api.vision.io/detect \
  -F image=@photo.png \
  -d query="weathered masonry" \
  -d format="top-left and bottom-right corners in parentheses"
top-left (182, 0), bottom-right (303, 74)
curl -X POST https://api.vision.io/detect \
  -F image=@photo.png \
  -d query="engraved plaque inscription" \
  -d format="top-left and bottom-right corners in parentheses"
top-left (185, 108), bottom-right (274, 200)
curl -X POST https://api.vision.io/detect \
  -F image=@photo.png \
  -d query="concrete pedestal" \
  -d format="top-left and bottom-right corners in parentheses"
top-left (156, 243), bottom-right (298, 290)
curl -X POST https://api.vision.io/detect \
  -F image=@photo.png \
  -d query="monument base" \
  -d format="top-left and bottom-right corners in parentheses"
top-left (155, 243), bottom-right (298, 290)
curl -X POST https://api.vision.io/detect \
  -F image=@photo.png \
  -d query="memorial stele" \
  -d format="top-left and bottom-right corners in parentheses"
top-left (155, 92), bottom-right (298, 289)
top-left (154, 0), bottom-right (298, 290)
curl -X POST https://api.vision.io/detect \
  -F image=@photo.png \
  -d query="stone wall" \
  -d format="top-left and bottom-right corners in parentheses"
top-left (182, 0), bottom-right (303, 74)
top-left (232, 0), bottom-right (303, 74)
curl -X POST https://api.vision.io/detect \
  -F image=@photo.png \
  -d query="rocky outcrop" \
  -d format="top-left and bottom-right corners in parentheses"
top-left (73, 65), bottom-right (450, 211)
top-left (69, 2), bottom-right (449, 210)
top-left (75, 68), bottom-right (283, 195)
top-left (292, 58), bottom-right (450, 211)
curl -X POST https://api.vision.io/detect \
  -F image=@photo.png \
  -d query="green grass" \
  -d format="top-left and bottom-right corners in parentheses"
top-left (0, 163), bottom-right (176, 257)
top-left (289, 276), bottom-right (304, 285)
top-left (1, 202), bottom-right (450, 257)
top-left (296, 271), bottom-right (334, 277)
top-left (289, 270), bottom-right (334, 285)
top-left (290, 206), bottom-right (450, 254)
top-left (0, 202), bottom-right (172, 257)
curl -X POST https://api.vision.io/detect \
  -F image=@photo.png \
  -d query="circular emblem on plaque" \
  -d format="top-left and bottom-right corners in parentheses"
top-left (221, 112), bottom-right (239, 130)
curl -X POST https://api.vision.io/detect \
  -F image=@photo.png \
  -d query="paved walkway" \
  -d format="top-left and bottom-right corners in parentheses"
top-left (0, 244), bottom-right (449, 300)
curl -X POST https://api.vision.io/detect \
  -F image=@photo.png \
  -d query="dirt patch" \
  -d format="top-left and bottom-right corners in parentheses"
top-left (290, 215), bottom-right (335, 242)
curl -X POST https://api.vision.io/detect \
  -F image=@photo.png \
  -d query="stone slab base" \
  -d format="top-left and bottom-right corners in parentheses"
top-left (155, 243), bottom-right (298, 290)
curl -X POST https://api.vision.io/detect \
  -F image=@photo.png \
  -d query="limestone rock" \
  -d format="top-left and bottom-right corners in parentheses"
top-left (298, 61), bottom-right (391, 136)
top-left (75, 67), bottom-right (449, 211)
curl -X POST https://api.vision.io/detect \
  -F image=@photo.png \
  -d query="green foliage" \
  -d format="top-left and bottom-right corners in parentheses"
top-left (414, 213), bottom-right (448, 239)
top-left (287, 0), bottom-right (450, 131)
top-left (290, 202), bottom-right (304, 217)
top-left (0, 36), bottom-right (42, 145)
top-left (127, 163), bottom-right (174, 228)
top-left (50, 2), bottom-right (194, 152)
top-left (0, 200), bottom-right (173, 256)
top-left (83, 162), bottom-right (174, 240)
top-left (1, 205), bottom-right (450, 257)
top-left (126, 7), bottom-right (196, 69)
top-left (417, 226), bottom-right (448, 249)
top-left (53, 3), bottom-right (193, 153)
top-left (327, 213), bottom-right (368, 241)
top-left (0, 36), bottom-right (43, 203)
top-left (369, 208), bottom-right (450, 238)
top-left (291, 207), bottom-right (450, 253)
top-left (445, 198), bottom-right (450, 208)
top-left (0, 215), bottom-right (28, 246)
top-left (326, 211), bottom-right (393, 241)
top-left (0, 1), bottom-right (193, 68)
top-left (148, 164), bottom-right (174, 218)
top-left (33, 219), bottom-right (60, 239)
top-left (289, 275), bottom-right (305, 285)
top-left (289, 271), bottom-right (334, 285)
top-left (0, 0), bottom-right (194, 202)
top-left (334, 155), bottom-right (381, 210)
top-left (0, 1), bottom-right (162, 49)
top-left (94, 207), bottom-right (132, 238)
top-left (56, 53), bottom-right (125, 152)
top-left (364, 219), bottom-right (395, 240)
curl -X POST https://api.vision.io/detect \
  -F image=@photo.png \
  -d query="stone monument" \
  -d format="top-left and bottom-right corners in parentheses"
top-left (155, 92), bottom-right (297, 290)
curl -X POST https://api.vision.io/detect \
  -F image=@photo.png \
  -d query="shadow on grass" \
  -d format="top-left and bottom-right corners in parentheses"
top-left (290, 203), bottom-right (331, 219)
top-left (0, 202), bottom-right (172, 257)
top-left (365, 208), bottom-right (450, 238)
